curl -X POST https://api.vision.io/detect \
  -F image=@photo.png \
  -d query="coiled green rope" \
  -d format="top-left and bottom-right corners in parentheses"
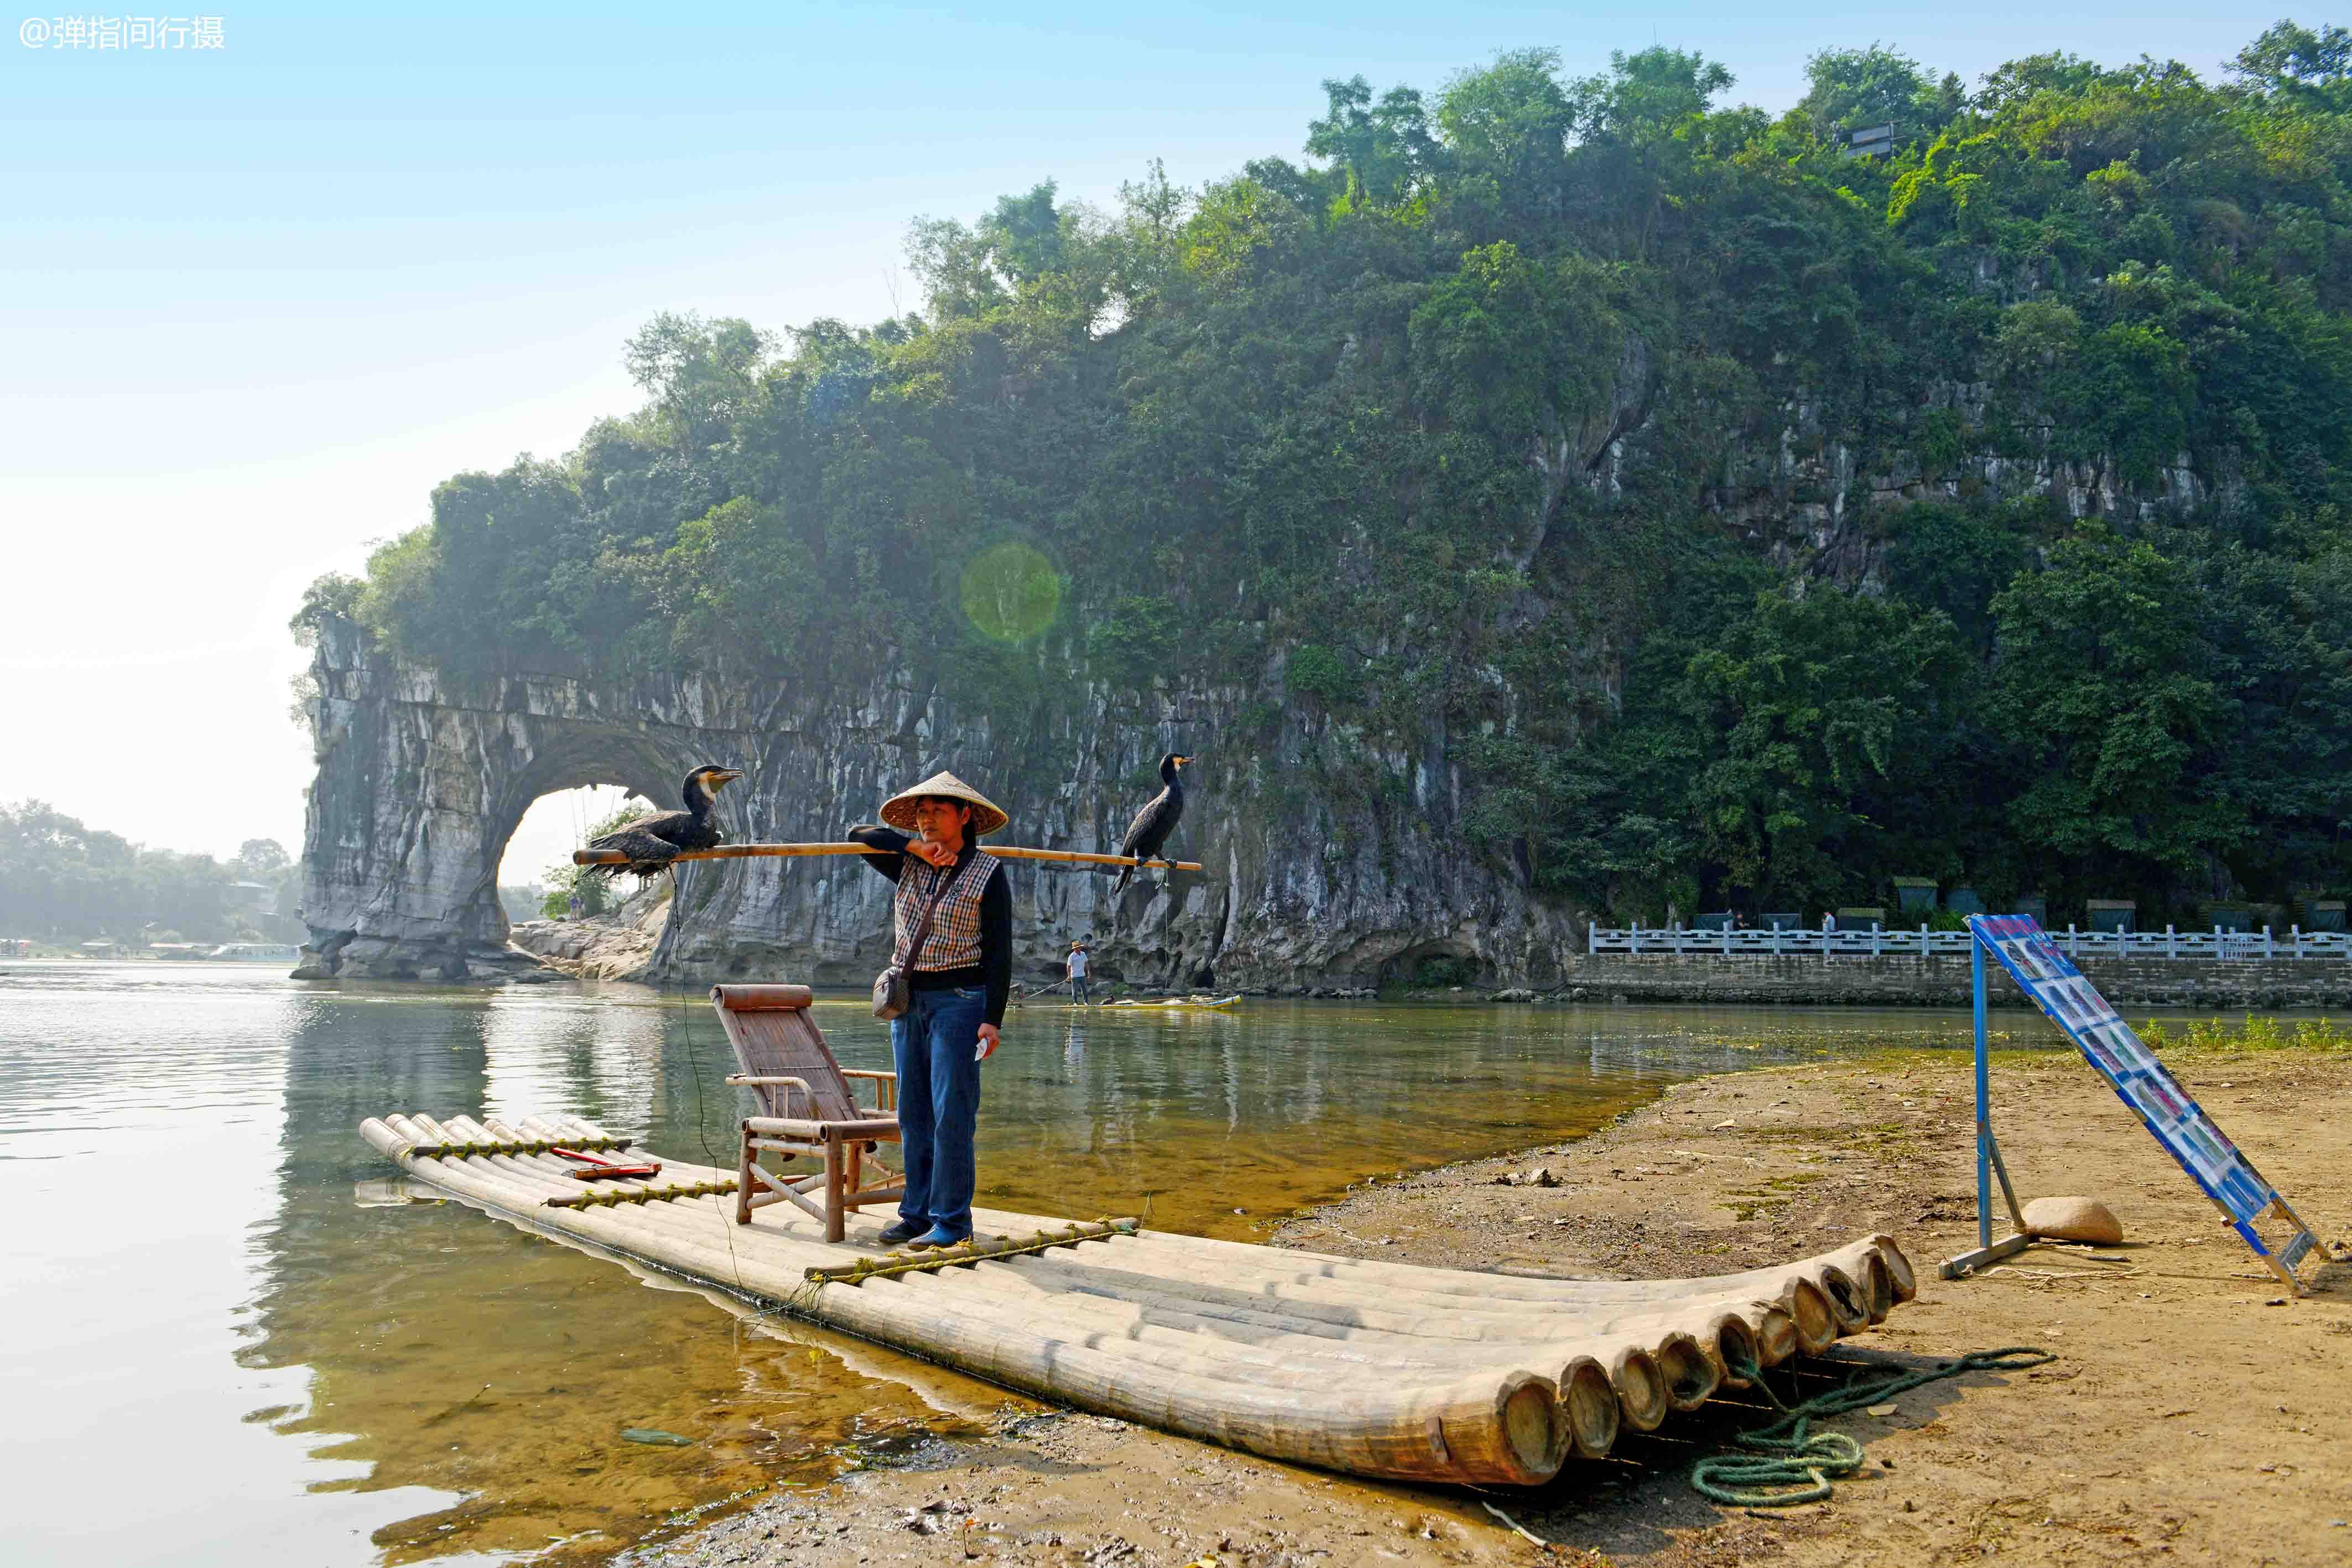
top-left (1690, 1345), bottom-right (2055, 1507)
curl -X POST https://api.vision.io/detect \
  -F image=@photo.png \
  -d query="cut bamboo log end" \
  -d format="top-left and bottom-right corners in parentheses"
top-left (1501, 1373), bottom-right (1571, 1483)
top-left (1417, 1370), bottom-right (1567, 1486)
top-left (358, 1117), bottom-right (405, 1160)
top-left (1784, 1278), bottom-right (1837, 1353)
top-left (1747, 1303), bottom-right (1798, 1368)
top-left (1602, 1345), bottom-right (1668, 1432)
top-left (1817, 1263), bottom-right (1872, 1335)
top-left (1650, 1331), bottom-right (1718, 1411)
top-left (1703, 1311), bottom-right (1762, 1390)
top-left (1857, 1251), bottom-right (1896, 1322)
top-left (1869, 1233), bottom-right (1917, 1304)
top-left (1556, 1356), bottom-right (1620, 1460)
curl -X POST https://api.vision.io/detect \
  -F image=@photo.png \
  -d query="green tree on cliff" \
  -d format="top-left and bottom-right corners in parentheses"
top-left (301, 23), bottom-right (2352, 922)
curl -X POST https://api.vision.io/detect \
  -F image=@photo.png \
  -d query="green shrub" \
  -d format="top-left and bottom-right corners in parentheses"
top-left (2137, 1015), bottom-right (2351, 1051)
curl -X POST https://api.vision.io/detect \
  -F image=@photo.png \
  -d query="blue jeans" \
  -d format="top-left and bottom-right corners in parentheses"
top-left (889, 984), bottom-right (986, 1241)
top-left (1071, 973), bottom-right (1090, 1004)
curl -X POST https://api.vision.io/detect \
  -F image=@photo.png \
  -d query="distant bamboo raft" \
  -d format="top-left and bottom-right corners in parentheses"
top-left (572, 841), bottom-right (1203, 872)
top-left (360, 1110), bottom-right (1916, 1487)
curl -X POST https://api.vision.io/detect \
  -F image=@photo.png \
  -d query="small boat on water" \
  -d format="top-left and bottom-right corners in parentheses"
top-left (1101, 993), bottom-right (1241, 1011)
top-left (360, 1109), bottom-right (1916, 1487)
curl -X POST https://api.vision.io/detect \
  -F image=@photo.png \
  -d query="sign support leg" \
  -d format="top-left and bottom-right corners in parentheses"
top-left (1941, 934), bottom-right (2032, 1278)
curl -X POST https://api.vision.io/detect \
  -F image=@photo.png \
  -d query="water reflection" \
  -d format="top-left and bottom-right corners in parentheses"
top-left (480, 992), bottom-right (668, 1133)
top-left (3, 963), bottom-right (2001, 1567)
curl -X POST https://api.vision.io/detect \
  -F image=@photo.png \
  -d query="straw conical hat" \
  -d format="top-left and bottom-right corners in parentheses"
top-left (879, 770), bottom-right (1008, 836)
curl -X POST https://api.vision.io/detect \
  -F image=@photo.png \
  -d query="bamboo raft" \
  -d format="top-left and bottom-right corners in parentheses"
top-left (360, 1110), bottom-right (1916, 1487)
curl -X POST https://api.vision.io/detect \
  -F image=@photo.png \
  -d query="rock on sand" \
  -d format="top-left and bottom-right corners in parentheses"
top-left (2021, 1195), bottom-right (2124, 1244)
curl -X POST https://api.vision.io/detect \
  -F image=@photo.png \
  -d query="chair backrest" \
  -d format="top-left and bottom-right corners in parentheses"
top-left (708, 984), bottom-right (861, 1122)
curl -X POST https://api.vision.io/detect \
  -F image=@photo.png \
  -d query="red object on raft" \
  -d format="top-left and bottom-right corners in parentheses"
top-left (553, 1145), bottom-right (663, 1180)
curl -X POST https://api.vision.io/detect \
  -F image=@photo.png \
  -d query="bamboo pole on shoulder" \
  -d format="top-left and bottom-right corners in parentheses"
top-left (572, 842), bottom-right (1205, 872)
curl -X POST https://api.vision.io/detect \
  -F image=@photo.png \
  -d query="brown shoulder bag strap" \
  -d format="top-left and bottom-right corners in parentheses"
top-left (894, 860), bottom-right (955, 969)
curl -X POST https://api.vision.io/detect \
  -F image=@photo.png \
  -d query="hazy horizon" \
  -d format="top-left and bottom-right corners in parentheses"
top-left (3, 3), bottom-right (2256, 883)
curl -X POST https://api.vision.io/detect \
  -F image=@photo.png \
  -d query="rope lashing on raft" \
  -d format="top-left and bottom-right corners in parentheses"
top-left (407, 1135), bottom-right (634, 1160)
top-left (805, 1218), bottom-right (1140, 1284)
top-left (1689, 1345), bottom-right (2056, 1508)
top-left (543, 1179), bottom-right (740, 1210)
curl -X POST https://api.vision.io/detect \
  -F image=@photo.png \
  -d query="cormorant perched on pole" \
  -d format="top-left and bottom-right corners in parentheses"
top-left (1111, 753), bottom-right (1190, 895)
top-left (582, 765), bottom-right (743, 878)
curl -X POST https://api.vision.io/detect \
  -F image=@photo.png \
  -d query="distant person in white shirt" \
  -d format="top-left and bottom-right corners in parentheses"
top-left (1066, 940), bottom-right (1090, 1005)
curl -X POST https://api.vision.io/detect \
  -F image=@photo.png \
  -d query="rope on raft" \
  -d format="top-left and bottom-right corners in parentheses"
top-left (408, 1135), bottom-right (635, 1159)
top-left (1689, 1345), bottom-right (2056, 1507)
top-left (543, 1179), bottom-right (740, 1210)
top-left (805, 1218), bottom-right (1140, 1284)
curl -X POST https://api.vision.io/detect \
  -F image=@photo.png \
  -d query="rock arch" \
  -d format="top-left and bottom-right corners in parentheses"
top-left (294, 622), bottom-right (720, 980)
top-left (292, 617), bottom-right (1589, 987)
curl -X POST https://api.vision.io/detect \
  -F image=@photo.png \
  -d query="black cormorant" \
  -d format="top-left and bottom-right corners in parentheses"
top-left (584, 765), bottom-right (743, 878)
top-left (1111, 753), bottom-right (1190, 895)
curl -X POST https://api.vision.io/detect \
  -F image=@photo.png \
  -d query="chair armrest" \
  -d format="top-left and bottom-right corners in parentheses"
top-left (840, 1068), bottom-right (898, 1112)
top-left (725, 1074), bottom-right (811, 1114)
top-left (743, 1114), bottom-right (900, 1140)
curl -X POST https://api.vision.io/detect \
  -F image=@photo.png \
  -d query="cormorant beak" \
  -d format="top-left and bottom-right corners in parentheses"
top-left (1174, 756), bottom-right (1193, 768)
top-left (707, 769), bottom-right (744, 789)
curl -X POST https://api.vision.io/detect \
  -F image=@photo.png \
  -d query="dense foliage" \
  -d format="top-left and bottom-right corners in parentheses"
top-left (0, 803), bottom-right (296, 942)
top-left (536, 799), bottom-right (655, 919)
top-left (300, 24), bottom-right (2352, 923)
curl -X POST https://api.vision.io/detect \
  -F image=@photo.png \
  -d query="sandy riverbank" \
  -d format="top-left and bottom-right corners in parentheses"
top-left (620, 1044), bottom-right (2351, 1568)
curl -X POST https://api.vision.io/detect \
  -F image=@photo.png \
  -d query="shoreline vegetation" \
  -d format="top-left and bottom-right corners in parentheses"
top-left (621, 1034), bottom-right (2351, 1568)
top-left (0, 800), bottom-right (303, 950)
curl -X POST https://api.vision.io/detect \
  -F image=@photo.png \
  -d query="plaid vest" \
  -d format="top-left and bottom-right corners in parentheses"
top-left (894, 848), bottom-right (1000, 971)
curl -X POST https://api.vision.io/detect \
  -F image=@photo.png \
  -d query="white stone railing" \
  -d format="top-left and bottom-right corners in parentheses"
top-left (1586, 923), bottom-right (2352, 961)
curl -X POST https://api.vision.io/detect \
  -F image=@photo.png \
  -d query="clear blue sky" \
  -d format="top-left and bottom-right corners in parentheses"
top-left (0, 2), bottom-right (2266, 876)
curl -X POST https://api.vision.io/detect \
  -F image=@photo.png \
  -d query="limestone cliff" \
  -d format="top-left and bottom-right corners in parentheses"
top-left (292, 616), bottom-right (1589, 988)
top-left (294, 319), bottom-right (2215, 988)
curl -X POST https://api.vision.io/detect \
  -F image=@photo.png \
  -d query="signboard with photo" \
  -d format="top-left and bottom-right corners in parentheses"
top-left (1966, 915), bottom-right (2320, 1286)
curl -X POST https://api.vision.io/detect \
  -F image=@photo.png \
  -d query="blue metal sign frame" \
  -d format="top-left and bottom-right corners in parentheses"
top-left (1947, 914), bottom-right (2320, 1293)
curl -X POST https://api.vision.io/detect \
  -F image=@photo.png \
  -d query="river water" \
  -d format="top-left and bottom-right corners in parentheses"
top-left (3, 962), bottom-right (1997, 1565)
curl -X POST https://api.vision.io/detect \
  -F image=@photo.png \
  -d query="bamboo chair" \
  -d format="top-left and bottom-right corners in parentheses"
top-left (707, 983), bottom-right (903, 1243)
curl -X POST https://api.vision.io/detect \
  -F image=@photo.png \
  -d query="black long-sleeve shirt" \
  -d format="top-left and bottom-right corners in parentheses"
top-left (847, 824), bottom-right (1011, 1027)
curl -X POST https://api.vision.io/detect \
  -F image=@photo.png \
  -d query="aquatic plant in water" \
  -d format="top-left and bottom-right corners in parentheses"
top-left (2136, 1015), bottom-right (2351, 1052)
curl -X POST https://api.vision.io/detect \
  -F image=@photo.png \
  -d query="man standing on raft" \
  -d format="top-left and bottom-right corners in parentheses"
top-left (847, 772), bottom-right (1011, 1250)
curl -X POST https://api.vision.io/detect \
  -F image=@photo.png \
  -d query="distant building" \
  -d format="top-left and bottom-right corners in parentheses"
top-left (208, 942), bottom-right (301, 962)
top-left (1841, 123), bottom-right (1896, 159)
